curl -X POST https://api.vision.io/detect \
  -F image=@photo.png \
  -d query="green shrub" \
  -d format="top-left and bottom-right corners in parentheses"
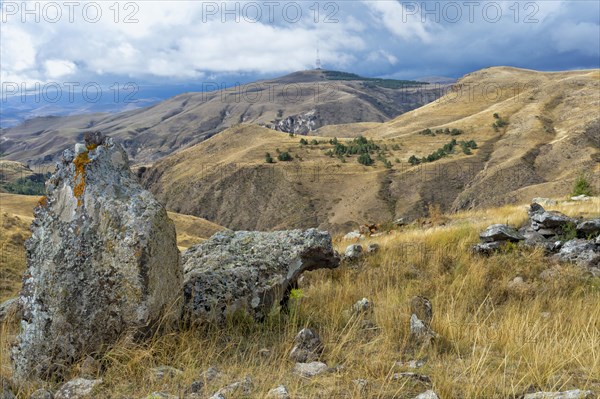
top-left (572, 174), bottom-right (593, 196)
top-left (278, 152), bottom-right (292, 162)
top-left (299, 138), bottom-right (308, 145)
top-left (358, 153), bottom-right (374, 166)
top-left (310, 139), bottom-right (319, 145)
top-left (265, 153), bottom-right (274, 163)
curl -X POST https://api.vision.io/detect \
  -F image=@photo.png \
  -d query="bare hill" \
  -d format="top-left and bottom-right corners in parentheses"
top-left (0, 70), bottom-right (440, 166)
top-left (142, 67), bottom-right (599, 232)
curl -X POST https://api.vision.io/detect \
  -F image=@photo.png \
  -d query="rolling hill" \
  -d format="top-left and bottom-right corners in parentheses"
top-left (0, 70), bottom-right (441, 166)
top-left (141, 67), bottom-right (599, 232)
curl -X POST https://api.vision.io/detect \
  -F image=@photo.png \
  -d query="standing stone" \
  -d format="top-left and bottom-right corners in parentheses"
top-left (409, 296), bottom-right (436, 346)
top-left (182, 229), bottom-right (339, 323)
top-left (12, 134), bottom-right (182, 381)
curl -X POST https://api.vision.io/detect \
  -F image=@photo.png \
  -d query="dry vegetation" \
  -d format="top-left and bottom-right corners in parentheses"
top-left (2, 196), bottom-right (599, 398)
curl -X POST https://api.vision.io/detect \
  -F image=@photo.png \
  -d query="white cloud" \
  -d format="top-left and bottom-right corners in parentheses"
top-left (44, 59), bottom-right (77, 78)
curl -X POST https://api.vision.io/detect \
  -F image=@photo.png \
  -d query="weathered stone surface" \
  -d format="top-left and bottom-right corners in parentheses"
top-left (523, 390), bottom-right (594, 399)
top-left (289, 328), bottom-right (323, 363)
top-left (480, 224), bottom-right (524, 243)
top-left (12, 134), bottom-right (182, 381)
top-left (293, 362), bottom-right (328, 378)
top-left (214, 376), bottom-right (253, 396)
top-left (187, 367), bottom-right (221, 394)
top-left (412, 391), bottom-right (439, 399)
top-left (409, 296), bottom-right (436, 346)
top-left (29, 389), bottom-right (53, 399)
top-left (472, 241), bottom-right (502, 255)
top-left (345, 244), bottom-right (363, 259)
top-left (352, 298), bottom-right (372, 314)
top-left (555, 239), bottom-right (600, 268)
top-left (571, 195), bottom-right (591, 201)
top-left (266, 386), bottom-right (290, 399)
top-left (54, 378), bottom-right (102, 399)
top-left (343, 231), bottom-right (363, 241)
top-left (577, 219), bottom-right (600, 237)
top-left (531, 210), bottom-right (574, 229)
top-left (528, 202), bottom-right (546, 218)
top-left (182, 229), bottom-right (339, 323)
top-left (392, 372), bottom-right (431, 383)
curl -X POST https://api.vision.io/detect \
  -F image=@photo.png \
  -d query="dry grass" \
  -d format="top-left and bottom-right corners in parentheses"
top-left (1, 198), bottom-right (599, 398)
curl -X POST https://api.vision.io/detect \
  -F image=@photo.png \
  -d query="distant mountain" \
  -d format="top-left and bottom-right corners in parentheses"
top-left (0, 70), bottom-right (445, 166)
top-left (416, 76), bottom-right (458, 84)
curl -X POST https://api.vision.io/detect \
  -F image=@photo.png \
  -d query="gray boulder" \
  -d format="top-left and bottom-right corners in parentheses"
top-left (29, 389), bottom-right (53, 399)
top-left (577, 219), bottom-right (600, 237)
top-left (54, 378), bottom-right (102, 399)
top-left (480, 224), bottom-right (524, 243)
top-left (345, 244), bottom-right (363, 259)
top-left (555, 239), bottom-right (600, 268)
top-left (182, 229), bottom-right (339, 323)
top-left (293, 362), bottom-right (328, 378)
top-left (12, 134), bottom-right (182, 381)
top-left (472, 241), bottom-right (503, 255)
top-left (412, 391), bottom-right (440, 399)
top-left (531, 210), bottom-right (574, 229)
top-left (289, 328), bottom-right (324, 363)
top-left (267, 386), bottom-right (290, 399)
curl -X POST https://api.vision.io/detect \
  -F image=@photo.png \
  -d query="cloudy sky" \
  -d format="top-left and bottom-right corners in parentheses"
top-left (1, 0), bottom-right (599, 122)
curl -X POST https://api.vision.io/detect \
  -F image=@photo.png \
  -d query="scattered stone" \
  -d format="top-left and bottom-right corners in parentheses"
top-left (79, 356), bottom-right (100, 379)
top-left (289, 328), bottom-right (323, 363)
top-left (0, 297), bottom-right (21, 323)
top-left (293, 362), bottom-right (328, 378)
top-left (410, 296), bottom-right (432, 325)
top-left (352, 379), bottom-right (368, 391)
top-left (576, 219), bottom-right (600, 237)
top-left (352, 298), bottom-right (372, 314)
top-left (151, 366), bottom-right (183, 380)
top-left (188, 367), bottom-right (221, 394)
top-left (522, 390), bottom-right (594, 399)
top-left (412, 391), bottom-right (439, 399)
top-left (182, 229), bottom-right (339, 324)
top-left (528, 203), bottom-right (546, 218)
top-left (208, 394), bottom-right (225, 399)
top-left (142, 393), bottom-right (178, 399)
top-left (396, 359), bottom-right (426, 369)
top-left (507, 276), bottom-right (527, 291)
top-left (258, 348), bottom-right (271, 358)
top-left (73, 143), bottom-right (87, 155)
top-left (29, 389), bottom-right (53, 399)
top-left (571, 195), bottom-right (591, 201)
top-left (532, 197), bottom-right (558, 206)
top-left (12, 134), bottom-right (182, 381)
top-left (345, 244), bottom-right (363, 260)
top-left (344, 231), bottom-right (363, 241)
top-left (480, 224), bottom-right (524, 243)
top-left (266, 385), bottom-right (290, 399)
top-left (366, 243), bottom-right (380, 253)
top-left (215, 376), bottom-right (253, 396)
top-left (472, 241), bottom-right (503, 255)
top-left (393, 218), bottom-right (406, 227)
top-left (54, 378), bottom-right (102, 399)
top-left (392, 372), bottom-right (431, 383)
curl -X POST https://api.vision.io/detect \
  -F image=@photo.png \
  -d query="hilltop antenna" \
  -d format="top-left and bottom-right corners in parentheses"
top-left (316, 45), bottom-right (322, 70)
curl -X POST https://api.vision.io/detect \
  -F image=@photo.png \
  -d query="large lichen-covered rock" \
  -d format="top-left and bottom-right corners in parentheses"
top-left (12, 133), bottom-right (182, 381)
top-left (182, 229), bottom-right (339, 323)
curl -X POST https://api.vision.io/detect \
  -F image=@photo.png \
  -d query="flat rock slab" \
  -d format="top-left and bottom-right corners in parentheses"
top-left (523, 390), bottom-right (594, 399)
top-left (182, 229), bottom-right (339, 323)
top-left (480, 224), bottom-right (524, 242)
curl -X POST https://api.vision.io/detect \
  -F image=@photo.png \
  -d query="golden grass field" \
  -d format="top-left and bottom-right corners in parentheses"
top-left (1, 194), bottom-right (599, 398)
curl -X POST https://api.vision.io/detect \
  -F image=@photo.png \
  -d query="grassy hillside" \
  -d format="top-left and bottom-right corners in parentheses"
top-left (143, 67), bottom-right (599, 232)
top-left (2, 198), bottom-right (599, 398)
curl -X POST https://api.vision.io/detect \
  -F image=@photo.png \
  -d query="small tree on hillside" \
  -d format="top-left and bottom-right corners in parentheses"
top-left (358, 153), bottom-right (374, 166)
top-left (265, 152), bottom-right (274, 163)
top-left (572, 174), bottom-right (593, 196)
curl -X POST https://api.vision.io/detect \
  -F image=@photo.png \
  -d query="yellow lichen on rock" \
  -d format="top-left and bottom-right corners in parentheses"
top-left (73, 151), bottom-right (91, 207)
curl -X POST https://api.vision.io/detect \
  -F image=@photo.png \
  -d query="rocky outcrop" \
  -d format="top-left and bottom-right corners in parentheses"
top-left (12, 133), bottom-right (182, 381)
top-left (474, 203), bottom-right (599, 269)
top-left (182, 229), bottom-right (339, 324)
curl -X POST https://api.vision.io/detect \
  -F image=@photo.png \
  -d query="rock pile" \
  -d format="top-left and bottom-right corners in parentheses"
top-left (182, 229), bottom-right (339, 324)
top-left (12, 133), bottom-right (182, 381)
top-left (473, 202), bottom-right (599, 270)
